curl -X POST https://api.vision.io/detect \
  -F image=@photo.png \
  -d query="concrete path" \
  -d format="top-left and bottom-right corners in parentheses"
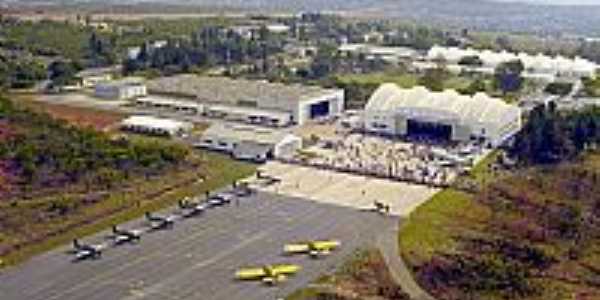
top-left (377, 222), bottom-right (437, 300)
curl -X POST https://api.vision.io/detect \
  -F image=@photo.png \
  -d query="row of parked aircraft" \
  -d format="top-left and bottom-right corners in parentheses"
top-left (235, 239), bottom-right (341, 285)
top-left (71, 183), bottom-right (253, 261)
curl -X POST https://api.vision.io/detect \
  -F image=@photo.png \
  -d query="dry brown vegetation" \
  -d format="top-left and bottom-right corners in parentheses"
top-left (22, 101), bottom-right (125, 132)
top-left (288, 250), bottom-right (410, 300)
top-left (403, 153), bottom-right (600, 300)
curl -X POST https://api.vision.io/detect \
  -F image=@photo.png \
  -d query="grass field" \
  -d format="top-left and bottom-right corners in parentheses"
top-left (335, 71), bottom-right (474, 91)
top-left (335, 72), bottom-right (420, 89)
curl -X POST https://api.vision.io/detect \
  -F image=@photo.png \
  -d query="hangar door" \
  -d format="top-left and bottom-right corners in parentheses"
top-left (310, 101), bottom-right (330, 118)
top-left (407, 119), bottom-right (452, 141)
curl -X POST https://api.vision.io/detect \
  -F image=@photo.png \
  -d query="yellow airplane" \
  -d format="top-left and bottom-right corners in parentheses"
top-left (235, 264), bottom-right (301, 285)
top-left (284, 240), bottom-right (341, 258)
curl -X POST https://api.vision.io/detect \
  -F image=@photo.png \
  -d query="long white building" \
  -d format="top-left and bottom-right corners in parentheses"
top-left (95, 78), bottom-right (147, 100)
top-left (427, 45), bottom-right (598, 79)
top-left (365, 84), bottom-right (522, 147)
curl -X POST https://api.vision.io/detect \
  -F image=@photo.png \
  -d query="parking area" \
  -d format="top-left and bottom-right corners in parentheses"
top-left (0, 191), bottom-right (395, 300)
top-left (247, 161), bottom-right (440, 217)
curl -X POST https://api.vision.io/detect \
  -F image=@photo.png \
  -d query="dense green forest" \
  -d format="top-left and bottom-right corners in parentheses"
top-left (512, 104), bottom-right (600, 164)
top-left (0, 96), bottom-right (189, 199)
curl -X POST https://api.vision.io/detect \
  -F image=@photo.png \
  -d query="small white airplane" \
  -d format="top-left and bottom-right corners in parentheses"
top-left (111, 225), bottom-right (142, 245)
top-left (206, 192), bottom-right (234, 207)
top-left (178, 198), bottom-right (207, 217)
top-left (72, 239), bottom-right (105, 260)
top-left (145, 212), bottom-right (176, 230)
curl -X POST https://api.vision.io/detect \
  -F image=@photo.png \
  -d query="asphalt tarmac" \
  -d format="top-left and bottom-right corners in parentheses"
top-left (0, 191), bottom-right (397, 300)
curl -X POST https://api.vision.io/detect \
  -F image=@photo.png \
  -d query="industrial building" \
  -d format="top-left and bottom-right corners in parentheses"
top-left (364, 84), bottom-right (522, 147)
top-left (147, 75), bottom-right (344, 126)
top-left (338, 43), bottom-right (418, 64)
top-left (95, 78), bottom-right (147, 100)
top-left (121, 115), bottom-right (193, 136)
top-left (195, 122), bottom-right (302, 162)
top-left (427, 45), bottom-right (598, 79)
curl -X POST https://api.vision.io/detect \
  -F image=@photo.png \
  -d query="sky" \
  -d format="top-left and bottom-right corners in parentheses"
top-left (494, 0), bottom-right (600, 4)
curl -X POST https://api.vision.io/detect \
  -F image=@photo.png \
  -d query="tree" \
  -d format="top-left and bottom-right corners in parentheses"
top-left (460, 78), bottom-right (487, 95)
top-left (419, 67), bottom-right (448, 92)
top-left (458, 55), bottom-right (483, 66)
top-left (494, 60), bottom-right (524, 94)
top-left (48, 61), bottom-right (77, 87)
top-left (544, 82), bottom-right (573, 96)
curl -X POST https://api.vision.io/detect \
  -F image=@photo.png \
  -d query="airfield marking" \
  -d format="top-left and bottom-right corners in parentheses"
top-left (120, 230), bottom-right (272, 300)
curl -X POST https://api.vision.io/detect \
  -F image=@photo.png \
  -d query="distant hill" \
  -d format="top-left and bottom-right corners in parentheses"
top-left (5, 0), bottom-right (600, 36)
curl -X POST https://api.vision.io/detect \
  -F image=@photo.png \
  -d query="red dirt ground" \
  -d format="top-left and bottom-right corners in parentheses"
top-left (28, 103), bottom-right (125, 131)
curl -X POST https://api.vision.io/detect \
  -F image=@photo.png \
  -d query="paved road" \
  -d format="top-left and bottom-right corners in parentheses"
top-left (0, 191), bottom-right (396, 300)
top-left (377, 223), bottom-right (437, 300)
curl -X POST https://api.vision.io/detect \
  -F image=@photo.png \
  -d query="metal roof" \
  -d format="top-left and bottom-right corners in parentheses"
top-left (202, 122), bottom-right (293, 145)
top-left (147, 75), bottom-right (341, 106)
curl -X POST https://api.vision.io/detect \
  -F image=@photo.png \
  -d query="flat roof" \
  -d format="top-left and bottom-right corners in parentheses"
top-left (202, 122), bottom-right (293, 145)
top-left (147, 74), bottom-right (341, 106)
top-left (207, 104), bottom-right (291, 120)
top-left (136, 96), bottom-right (203, 109)
top-left (97, 77), bottom-right (145, 88)
top-left (121, 115), bottom-right (191, 131)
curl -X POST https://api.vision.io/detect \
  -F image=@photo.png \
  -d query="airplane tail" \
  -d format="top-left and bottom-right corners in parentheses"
top-left (145, 212), bottom-right (152, 220)
top-left (179, 199), bottom-right (190, 209)
top-left (112, 225), bottom-right (118, 233)
top-left (73, 239), bottom-right (80, 249)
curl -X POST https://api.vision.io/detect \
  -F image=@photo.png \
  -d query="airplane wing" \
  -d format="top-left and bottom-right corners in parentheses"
top-left (75, 250), bottom-right (91, 259)
top-left (284, 243), bottom-right (310, 254)
top-left (235, 267), bottom-right (267, 280)
top-left (271, 264), bottom-right (301, 275)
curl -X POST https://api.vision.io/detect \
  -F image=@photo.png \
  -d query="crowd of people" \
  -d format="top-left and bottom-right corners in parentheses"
top-left (294, 134), bottom-right (483, 188)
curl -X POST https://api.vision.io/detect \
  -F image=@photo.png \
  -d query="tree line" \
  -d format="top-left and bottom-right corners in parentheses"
top-left (512, 103), bottom-right (600, 164)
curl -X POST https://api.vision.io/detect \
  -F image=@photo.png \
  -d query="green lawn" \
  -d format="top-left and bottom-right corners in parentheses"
top-left (398, 151), bottom-right (497, 265)
top-left (335, 72), bottom-right (420, 88)
top-left (336, 71), bottom-right (475, 91)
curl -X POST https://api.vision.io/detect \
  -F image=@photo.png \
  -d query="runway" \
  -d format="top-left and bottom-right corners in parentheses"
top-left (0, 191), bottom-right (397, 300)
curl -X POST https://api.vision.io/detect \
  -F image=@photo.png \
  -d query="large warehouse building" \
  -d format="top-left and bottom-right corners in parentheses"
top-left (147, 75), bottom-right (344, 126)
top-left (364, 84), bottom-right (522, 147)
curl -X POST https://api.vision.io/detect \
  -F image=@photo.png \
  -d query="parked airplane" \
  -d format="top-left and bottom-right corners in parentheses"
top-left (72, 239), bottom-right (104, 260)
top-left (235, 264), bottom-right (301, 285)
top-left (111, 225), bottom-right (142, 244)
top-left (373, 201), bottom-right (391, 214)
top-left (284, 240), bottom-right (341, 258)
top-left (206, 192), bottom-right (234, 207)
top-left (256, 171), bottom-right (281, 185)
top-left (232, 181), bottom-right (253, 197)
top-left (145, 212), bottom-right (175, 230)
top-left (178, 198), bottom-right (207, 217)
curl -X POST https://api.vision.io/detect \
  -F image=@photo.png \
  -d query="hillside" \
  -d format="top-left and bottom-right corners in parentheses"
top-left (400, 153), bottom-right (600, 300)
top-left (5, 0), bottom-right (600, 35)
top-left (0, 96), bottom-right (256, 266)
